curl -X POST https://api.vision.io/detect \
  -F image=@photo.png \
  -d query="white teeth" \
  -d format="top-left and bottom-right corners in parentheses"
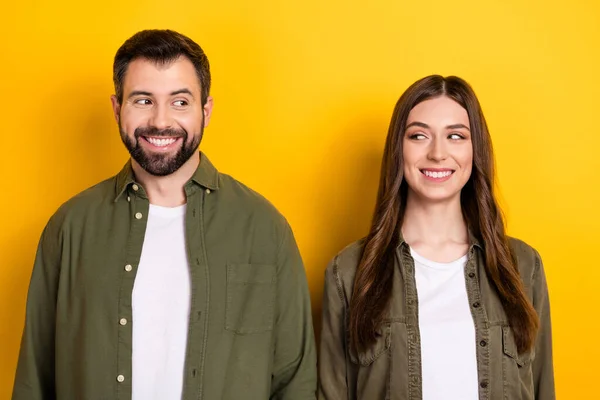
top-left (146, 137), bottom-right (176, 147)
top-left (423, 170), bottom-right (452, 178)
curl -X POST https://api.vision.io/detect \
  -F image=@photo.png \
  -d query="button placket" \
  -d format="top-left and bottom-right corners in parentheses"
top-left (116, 188), bottom-right (149, 398)
top-left (464, 253), bottom-right (490, 399)
top-left (401, 247), bottom-right (422, 398)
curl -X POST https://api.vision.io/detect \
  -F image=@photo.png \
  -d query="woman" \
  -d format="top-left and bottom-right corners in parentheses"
top-left (318, 75), bottom-right (554, 400)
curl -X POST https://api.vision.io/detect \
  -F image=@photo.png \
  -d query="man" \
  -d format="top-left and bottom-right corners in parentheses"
top-left (13, 29), bottom-right (316, 400)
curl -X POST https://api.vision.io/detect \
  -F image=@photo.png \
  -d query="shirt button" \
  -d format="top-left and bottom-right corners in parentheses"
top-left (135, 212), bottom-right (143, 220)
top-left (468, 272), bottom-right (476, 278)
top-left (479, 340), bottom-right (487, 347)
top-left (205, 189), bottom-right (211, 194)
top-left (132, 184), bottom-right (139, 191)
top-left (127, 196), bottom-right (131, 202)
top-left (480, 380), bottom-right (488, 388)
top-left (119, 318), bottom-right (128, 326)
top-left (117, 375), bottom-right (125, 383)
top-left (473, 302), bottom-right (481, 308)
top-left (125, 264), bottom-right (133, 272)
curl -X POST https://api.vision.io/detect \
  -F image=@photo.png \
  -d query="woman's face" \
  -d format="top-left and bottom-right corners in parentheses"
top-left (402, 95), bottom-right (473, 204)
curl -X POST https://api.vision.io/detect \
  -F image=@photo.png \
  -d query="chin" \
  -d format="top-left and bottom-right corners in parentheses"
top-left (415, 190), bottom-right (462, 204)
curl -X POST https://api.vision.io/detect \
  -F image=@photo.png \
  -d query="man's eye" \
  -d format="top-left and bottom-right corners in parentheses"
top-left (135, 99), bottom-right (152, 105)
top-left (173, 100), bottom-right (188, 107)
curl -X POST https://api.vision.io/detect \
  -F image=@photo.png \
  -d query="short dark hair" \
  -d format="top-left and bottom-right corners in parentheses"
top-left (113, 29), bottom-right (211, 105)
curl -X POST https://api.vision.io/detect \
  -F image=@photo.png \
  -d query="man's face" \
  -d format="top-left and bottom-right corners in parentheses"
top-left (111, 56), bottom-right (213, 176)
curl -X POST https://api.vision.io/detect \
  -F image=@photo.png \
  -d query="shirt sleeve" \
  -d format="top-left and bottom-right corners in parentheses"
top-left (318, 257), bottom-right (349, 400)
top-left (270, 222), bottom-right (317, 399)
top-left (531, 249), bottom-right (556, 400)
top-left (12, 220), bottom-right (61, 400)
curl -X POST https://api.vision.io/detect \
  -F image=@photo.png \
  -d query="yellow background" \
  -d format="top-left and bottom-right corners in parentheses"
top-left (1, 0), bottom-right (598, 398)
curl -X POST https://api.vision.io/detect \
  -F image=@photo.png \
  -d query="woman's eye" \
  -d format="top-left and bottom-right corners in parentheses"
top-left (409, 133), bottom-right (427, 140)
top-left (449, 133), bottom-right (464, 140)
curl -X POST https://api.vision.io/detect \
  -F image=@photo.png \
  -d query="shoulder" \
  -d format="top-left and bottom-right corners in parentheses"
top-left (34, 175), bottom-right (117, 253)
top-left (325, 239), bottom-right (366, 293)
top-left (46, 176), bottom-right (117, 231)
top-left (507, 236), bottom-right (543, 281)
top-left (216, 172), bottom-right (291, 235)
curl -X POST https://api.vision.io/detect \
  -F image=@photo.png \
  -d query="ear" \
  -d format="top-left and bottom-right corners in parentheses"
top-left (202, 96), bottom-right (214, 128)
top-left (110, 95), bottom-right (121, 124)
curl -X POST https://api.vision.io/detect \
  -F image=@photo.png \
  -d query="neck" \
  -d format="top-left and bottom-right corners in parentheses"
top-left (131, 153), bottom-right (200, 207)
top-left (401, 191), bottom-right (468, 247)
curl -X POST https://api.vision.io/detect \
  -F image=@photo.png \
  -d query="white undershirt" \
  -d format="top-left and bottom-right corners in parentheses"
top-left (132, 204), bottom-right (191, 400)
top-left (411, 248), bottom-right (479, 400)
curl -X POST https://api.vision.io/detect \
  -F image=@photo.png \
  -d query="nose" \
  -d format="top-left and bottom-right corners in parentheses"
top-left (427, 136), bottom-right (448, 161)
top-left (148, 104), bottom-right (173, 130)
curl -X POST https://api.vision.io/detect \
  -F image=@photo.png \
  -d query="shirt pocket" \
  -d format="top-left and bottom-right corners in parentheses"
top-left (502, 325), bottom-right (534, 367)
top-left (348, 322), bottom-right (391, 366)
top-left (502, 325), bottom-right (534, 399)
top-left (225, 263), bottom-right (276, 334)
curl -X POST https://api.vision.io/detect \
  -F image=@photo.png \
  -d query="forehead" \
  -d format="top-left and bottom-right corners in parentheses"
top-left (407, 96), bottom-right (469, 126)
top-left (122, 56), bottom-right (201, 95)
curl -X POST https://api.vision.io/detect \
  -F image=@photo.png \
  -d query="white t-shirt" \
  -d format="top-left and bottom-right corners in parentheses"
top-left (411, 248), bottom-right (479, 400)
top-left (132, 204), bottom-right (190, 400)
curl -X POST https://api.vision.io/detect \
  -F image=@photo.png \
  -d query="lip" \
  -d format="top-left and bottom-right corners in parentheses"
top-left (140, 136), bottom-right (183, 151)
top-left (420, 168), bottom-right (455, 182)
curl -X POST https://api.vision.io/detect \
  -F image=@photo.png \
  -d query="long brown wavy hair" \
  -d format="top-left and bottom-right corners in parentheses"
top-left (350, 75), bottom-right (539, 354)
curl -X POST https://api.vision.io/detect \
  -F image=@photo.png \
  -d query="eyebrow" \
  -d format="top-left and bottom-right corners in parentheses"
top-left (405, 122), bottom-right (429, 130)
top-left (405, 121), bottom-right (470, 131)
top-left (170, 88), bottom-right (194, 98)
top-left (127, 88), bottom-right (195, 99)
top-left (446, 123), bottom-right (470, 131)
top-left (127, 90), bottom-right (152, 99)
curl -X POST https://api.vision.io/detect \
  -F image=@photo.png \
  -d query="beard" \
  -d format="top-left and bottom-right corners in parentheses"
top-left (119, 123), bottom-right (204, 177)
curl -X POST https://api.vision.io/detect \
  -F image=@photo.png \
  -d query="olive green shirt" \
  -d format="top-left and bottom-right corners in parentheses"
top-left (318, 236), bottom-right (555, 400)
top-left (13, 153), bottom-right (317, 400)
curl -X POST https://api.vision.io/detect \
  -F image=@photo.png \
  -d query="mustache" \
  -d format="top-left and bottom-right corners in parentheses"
top-left (134, 126), bottom-right (187, 138)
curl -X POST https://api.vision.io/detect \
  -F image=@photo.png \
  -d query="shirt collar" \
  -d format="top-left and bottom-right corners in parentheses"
top-left (114, 152), bottom-right (219, 202)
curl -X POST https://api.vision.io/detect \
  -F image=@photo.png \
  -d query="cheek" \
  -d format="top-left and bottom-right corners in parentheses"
top-left (402, 143), bottom-right (421, 172)
top-left (462, 148), bottom-right (474, 169)
top-left (401, 145), bottom-right (422, 188)
top-left (458, 147), bottom-right (474, 177)
top-left (174, 112), bottom-right (203, 133)
top-left (402, 148), bottom-right (411, 176)
top-left (119, 108), bottom-right (146, 132)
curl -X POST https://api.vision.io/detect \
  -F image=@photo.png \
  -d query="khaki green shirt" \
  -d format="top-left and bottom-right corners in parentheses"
top-left (13, 153), bottom-right (317, 400)
top-left (318, 236), bottom-right (555, 400)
